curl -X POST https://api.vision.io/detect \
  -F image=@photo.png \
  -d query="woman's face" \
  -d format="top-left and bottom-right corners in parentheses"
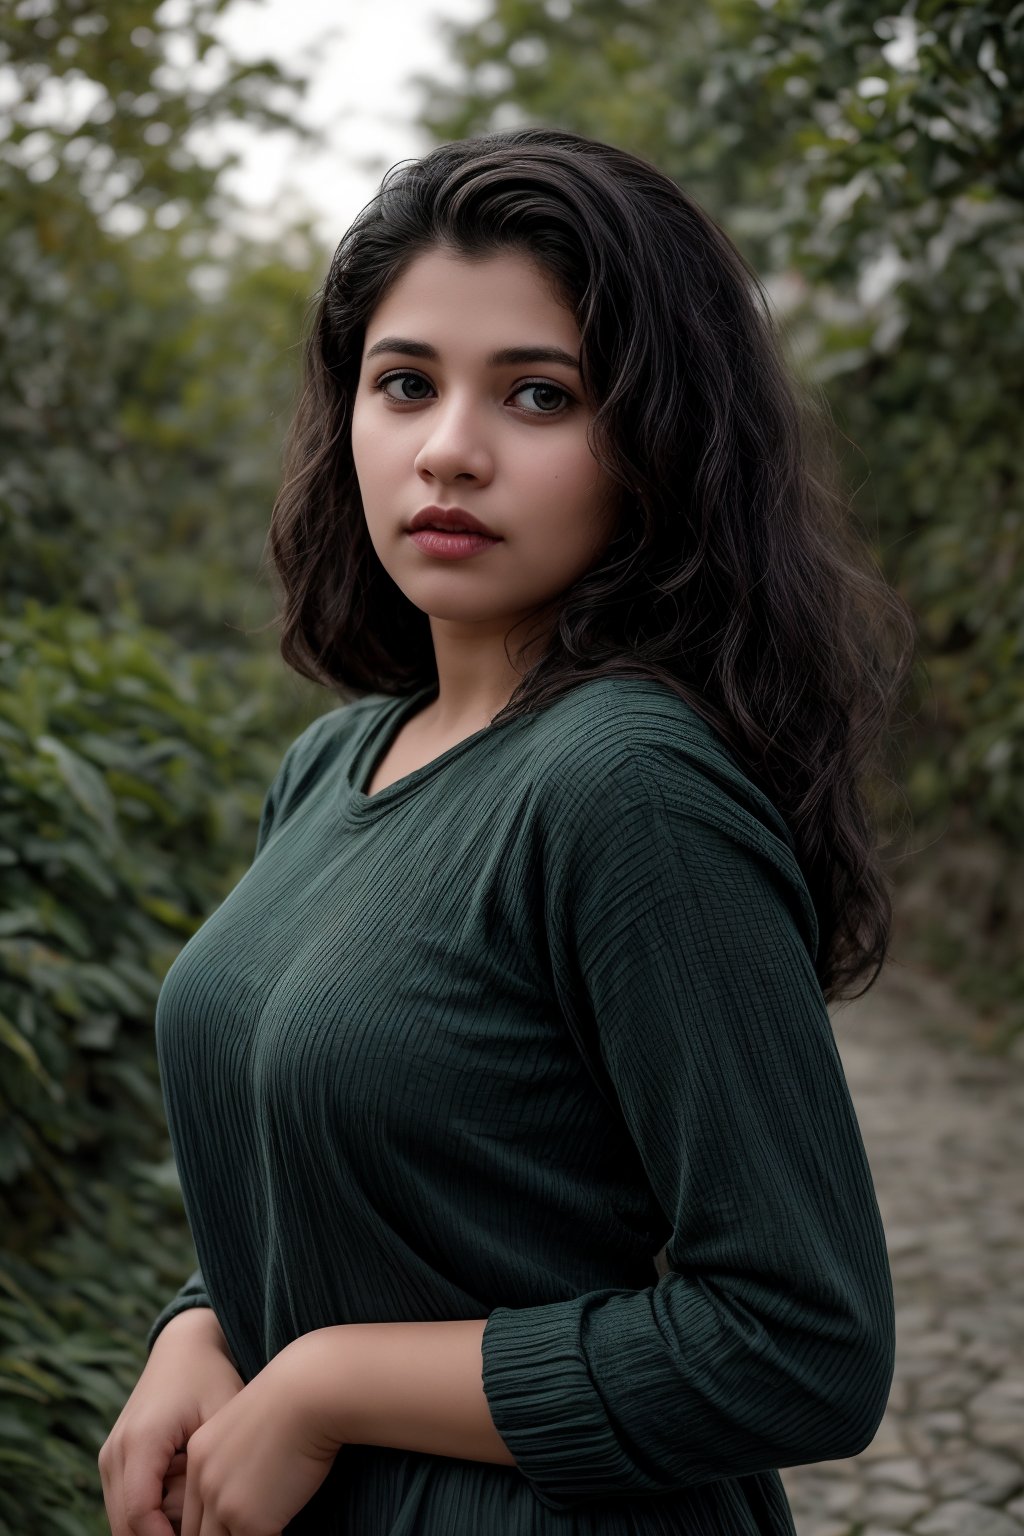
top-left (351, 245), bottom-right (620, 639)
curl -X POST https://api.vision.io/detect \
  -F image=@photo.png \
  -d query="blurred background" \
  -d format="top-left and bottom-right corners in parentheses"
top-left (1, 0), bottom-right (1021, 1530)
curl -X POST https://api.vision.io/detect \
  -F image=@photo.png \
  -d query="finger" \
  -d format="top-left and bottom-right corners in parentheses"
top-left (198, 1511), bottom-right (231, 1536)
top-left (161, 1471), bottom-right (186, 1523)
top-left (122, 1454), bottom-right (177, 1536)
top-left (162, 1451), bottom-right (187, 1492)
top-left (159, 1509), bottom-right (182, 1536)
top-left (180, 1466), bottom-right (202, 1536)
top-left (99, 1454), bottom-right (129, 1536)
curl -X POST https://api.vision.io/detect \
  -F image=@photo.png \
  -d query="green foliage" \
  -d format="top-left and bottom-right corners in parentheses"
top-left (0, 0), bottom-right (311, 221)
top-left (0, 160), bottom-right (324, 644)
top-left (0, 600), bottom-right (279, 1209)
top-left (0, 1190), bottom-right (206, 1536)
top-left (419, 0), bottom-right (1024, 1039)
top-left (0, 602), bottom-right (299, 1528)
top-left (0, 2), bottom-right (330, 1524)
top-left (0, 0), bottom-right (330, 645)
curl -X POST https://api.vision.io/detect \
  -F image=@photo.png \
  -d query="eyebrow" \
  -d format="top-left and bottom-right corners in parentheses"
top-left (364, 336), bottom-right (581, 371)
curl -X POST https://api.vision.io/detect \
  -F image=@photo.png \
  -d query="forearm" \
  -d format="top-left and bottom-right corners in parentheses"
top-left (155, 1304), bottom-right (237, 1368)
top-left (299, 1320), bottom-right (517, 1467)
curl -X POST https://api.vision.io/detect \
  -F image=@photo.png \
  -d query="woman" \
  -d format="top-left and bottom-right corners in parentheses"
top-left (99, 127), bottom-right (915, 1536)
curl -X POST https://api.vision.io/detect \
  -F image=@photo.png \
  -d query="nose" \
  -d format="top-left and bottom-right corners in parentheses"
top-left (413, 391), bottom-right (495, 488)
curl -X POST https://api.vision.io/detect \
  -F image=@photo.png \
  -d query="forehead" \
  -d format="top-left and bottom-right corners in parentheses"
top-left (365, 246), bottom-right (579, 347)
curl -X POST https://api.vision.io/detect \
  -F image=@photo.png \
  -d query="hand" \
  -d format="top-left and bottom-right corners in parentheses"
top-left (180, 1337), bottom-right (341, 1536)
top-left (99, 1307), bottom-right (244, 1536)
top-left (160, 1450), bottom-right (188, 1534)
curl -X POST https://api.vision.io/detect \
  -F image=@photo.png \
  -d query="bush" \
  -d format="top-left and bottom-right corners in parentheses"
top-left (0, 600), bottom-right (300, 1531)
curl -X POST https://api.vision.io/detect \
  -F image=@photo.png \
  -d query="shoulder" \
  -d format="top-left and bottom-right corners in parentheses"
top-left (267, 693), bottom-right (380, 814)
top-left (531, 674), bottom-right (715, 754)
top-left (532, 676), bottom-right (788, 845)
top-left (531, 676), bottom-right (818, 960)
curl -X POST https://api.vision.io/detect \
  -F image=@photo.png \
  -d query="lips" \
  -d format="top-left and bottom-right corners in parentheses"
top-left (409, 506), bottom-right (500, 538)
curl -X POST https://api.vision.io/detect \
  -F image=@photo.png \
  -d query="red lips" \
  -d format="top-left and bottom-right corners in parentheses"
top-left (408, 505), bottom-right (500, 538)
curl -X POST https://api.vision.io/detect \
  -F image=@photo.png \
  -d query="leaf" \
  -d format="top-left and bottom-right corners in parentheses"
top-left (0, 1010), bottom-right (62, 1098)
top-left (0, 1357), bottom-right (63, 1396)
top-left (34, 737), bottom-right (117, 842)
top-left (0, 909), bottom-right (44, 940)
top-left (72, 1013), bottom-right (119, 1051)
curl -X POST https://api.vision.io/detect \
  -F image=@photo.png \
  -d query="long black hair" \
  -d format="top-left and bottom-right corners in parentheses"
top-left (264, 126), bottom-right (919, 1005)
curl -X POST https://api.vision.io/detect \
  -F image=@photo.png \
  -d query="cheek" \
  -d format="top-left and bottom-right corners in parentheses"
top-left (350, 402), bottom-right (373, 477)
top-left (523, 480), bottom-right (617, 578)
top-left (556, 445), bottom-right (617, 522)
top-left (523, 427), bottom-right (601, 498)
top-left (350, 396), bottom-right (394, 480)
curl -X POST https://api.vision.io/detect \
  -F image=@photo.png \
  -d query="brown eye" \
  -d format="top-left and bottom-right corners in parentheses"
top-left (378, 372), bottom-right (433, 402)
top-left (513, 382), bottom-right (571, 415)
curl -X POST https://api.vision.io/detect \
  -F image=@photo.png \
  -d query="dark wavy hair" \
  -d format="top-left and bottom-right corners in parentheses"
top-left (264, 126), bottom-right (919, 1006)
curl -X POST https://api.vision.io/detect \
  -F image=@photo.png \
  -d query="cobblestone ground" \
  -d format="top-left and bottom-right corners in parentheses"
top-left (780, 961), bottom-right (1024, 1536)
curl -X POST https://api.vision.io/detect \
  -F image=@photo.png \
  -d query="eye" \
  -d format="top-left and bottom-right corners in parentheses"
top-left (512, 380), bottom-right (572, 415)
top-left (375, 371), bottom-right (434, 402)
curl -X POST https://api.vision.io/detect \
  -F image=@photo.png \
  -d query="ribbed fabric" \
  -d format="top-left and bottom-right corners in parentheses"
top-left (146, 676), bottom-right (895, 1535)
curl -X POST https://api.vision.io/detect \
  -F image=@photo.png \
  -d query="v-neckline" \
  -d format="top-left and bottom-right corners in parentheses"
top-left (340, 687), bottom-right (523, 823)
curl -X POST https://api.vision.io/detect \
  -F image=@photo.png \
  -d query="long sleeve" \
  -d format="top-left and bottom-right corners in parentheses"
top-left (479, 738), bottom-right (895, 1511)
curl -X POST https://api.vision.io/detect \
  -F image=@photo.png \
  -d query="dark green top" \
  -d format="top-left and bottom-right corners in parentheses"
top-left (147, 676), bottom-right (894, 1535)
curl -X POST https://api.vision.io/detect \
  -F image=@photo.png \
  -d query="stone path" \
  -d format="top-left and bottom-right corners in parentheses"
top-left (780, 960), bottom-right (1024, 1535)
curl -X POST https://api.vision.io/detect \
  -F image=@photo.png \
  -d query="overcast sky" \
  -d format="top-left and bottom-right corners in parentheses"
top-left (205, 0), bottom-right (490, 250)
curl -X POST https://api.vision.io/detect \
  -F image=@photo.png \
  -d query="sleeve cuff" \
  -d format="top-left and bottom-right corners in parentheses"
top-left (145, 1288), bottom-right (213, 1357)
top-left (480, 1290), bottom-right (660, 1511)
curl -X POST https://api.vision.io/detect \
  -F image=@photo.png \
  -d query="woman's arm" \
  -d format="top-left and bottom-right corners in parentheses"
top-left (146, 1266), bottom-right (218, 1357)
top-left (463, 743), bottom-right (895, 1512)
top-left (290, 1319), bottom-right (517, 1465)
